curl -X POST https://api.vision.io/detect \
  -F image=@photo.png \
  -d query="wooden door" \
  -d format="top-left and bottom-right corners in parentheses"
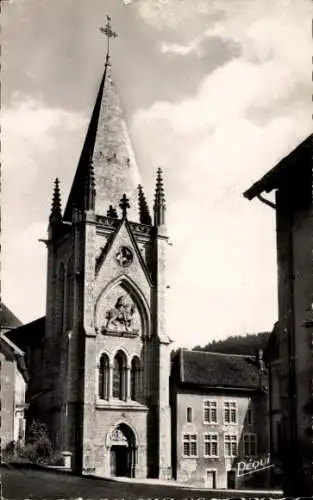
top-left (205, 470), bottom-right (216, 488)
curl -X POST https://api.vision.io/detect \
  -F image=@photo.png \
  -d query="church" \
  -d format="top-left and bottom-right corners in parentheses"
top-left (23, 44), bottom-right (172, 479)
top-left (4, 24), bottom-right (269, 488)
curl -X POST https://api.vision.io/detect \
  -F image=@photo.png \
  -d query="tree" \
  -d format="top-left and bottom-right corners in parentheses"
top-left (193, 332), bottom-right (270, 355)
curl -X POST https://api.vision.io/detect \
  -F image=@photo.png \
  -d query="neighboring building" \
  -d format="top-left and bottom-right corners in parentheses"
top-left (170, 349), bottom-right (269, 488)
top-left (243, 135), bottom-right (312, 495)
top-left (0, 303), bottom-right (22, 336)
top-left (6, 317), bottom-right (45, 414)
top-left (0, 330), bottom-right (28, 451)
top-left (0, 304), bottom-right (27, 452)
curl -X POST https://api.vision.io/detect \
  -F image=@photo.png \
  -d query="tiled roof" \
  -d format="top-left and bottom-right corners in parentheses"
top-left (0, 303), bottom-right (22, 329)
top-left (173, 349), bottom-right (261, 390)
top-left (1, 333), bottom-right (29, 382)
top-left (6, 316), bottom-right (45, 350)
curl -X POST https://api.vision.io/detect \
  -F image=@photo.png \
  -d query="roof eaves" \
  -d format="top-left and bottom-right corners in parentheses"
top-left (178, 381), bottom-right (258, 392)
top-left (1, 333), bottom-right (25, 356)
top-left (243, 135), bottom-right (312, 200)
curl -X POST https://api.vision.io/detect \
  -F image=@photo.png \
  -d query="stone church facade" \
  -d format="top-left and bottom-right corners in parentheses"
top-left (29, 52), bottom-right (172, 480)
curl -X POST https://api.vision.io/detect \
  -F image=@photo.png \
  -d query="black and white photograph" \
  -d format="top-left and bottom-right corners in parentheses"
top-left (0, 0), bottom-right (312, 498)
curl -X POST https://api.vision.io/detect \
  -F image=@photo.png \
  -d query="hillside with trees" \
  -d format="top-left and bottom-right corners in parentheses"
top-left (192, 331), bottom-right (270, 356)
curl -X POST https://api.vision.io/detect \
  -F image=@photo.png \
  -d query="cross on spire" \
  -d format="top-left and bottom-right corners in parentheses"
top-left (100, 15), bottom-right (118, 59)
top-left (119, 193), bottom-right (130, 218)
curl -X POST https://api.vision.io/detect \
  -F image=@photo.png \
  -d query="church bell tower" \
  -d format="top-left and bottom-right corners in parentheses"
top-left (44, 17), bottom-right (172, 480)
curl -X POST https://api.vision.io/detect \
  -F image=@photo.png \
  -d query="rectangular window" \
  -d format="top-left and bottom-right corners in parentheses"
top-left (243, 433), bottom-right (257, 456)
top-left (247, 408), bottom-right (253, 425)
top-left (203, 400), bottom-right (217, 423)
top-left (224, 401), bottom-right (237, 424)
top-left (204, 433), bottom-right (218, 457)
top-left (224, 434), bottom-right (237, 457)
top-left (183, 433), bottom-right (197, 457)
top-left (186, 407), bottom-right (192, 423)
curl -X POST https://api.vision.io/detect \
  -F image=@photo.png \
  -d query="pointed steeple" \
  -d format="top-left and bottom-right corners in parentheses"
top-left (138, 184), bottom-right (152, 225)
top-left (84, 156), bottom-right (96, 211)
top-left (49, 178), bottom-right (62, 224)
top-left (153, 168), bottom-right (166, 226)
top-left (64, 21), bottom-right (140, 222)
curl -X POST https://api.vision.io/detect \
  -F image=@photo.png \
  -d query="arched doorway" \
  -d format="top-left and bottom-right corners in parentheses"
top-left (109, 423), bottom-right (137, 478)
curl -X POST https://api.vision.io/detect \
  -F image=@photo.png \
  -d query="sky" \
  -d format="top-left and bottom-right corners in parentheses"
top-left (2, 0), bottom-right (311, 348)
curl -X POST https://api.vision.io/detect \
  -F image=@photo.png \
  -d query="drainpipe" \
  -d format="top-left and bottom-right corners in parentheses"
top-left (257, 194), bottom-right (276, 210)
top-left (257, 193), bottom-right (276, 480)
top-left (286, 206), bottom-right (298, 495)
top-left (268, 361), bottom-right (273, 457)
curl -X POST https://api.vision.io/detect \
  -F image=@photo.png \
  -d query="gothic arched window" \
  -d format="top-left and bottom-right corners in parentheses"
top-left (98, 353), bottom-right (110, 400)
top-left (58, 263), bottom-right (65, 334)
top-left (112, 351), bottom-right (127, 400)
top-left (131, 356), bottom-right (141, 401)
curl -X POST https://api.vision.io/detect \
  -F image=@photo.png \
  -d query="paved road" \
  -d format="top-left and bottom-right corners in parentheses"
top-left (1, 466), bottom-right (283, 500)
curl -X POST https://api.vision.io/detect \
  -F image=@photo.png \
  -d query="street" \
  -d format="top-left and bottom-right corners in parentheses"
top-left (1, 466), bottom-right (284, 500)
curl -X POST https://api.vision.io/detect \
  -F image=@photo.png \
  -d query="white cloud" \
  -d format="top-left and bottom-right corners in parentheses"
top-left (2, 96), bottom-right (86, 320)
top-left (2, 221), bottom-right (48, 323)
top-left (135, 0), bottom-right (211, 30)
top-left (205, 1), bottom-right (311, 80)
top-left (2, 95), bottom-right (86, 217)
top-left (159, 37), bottom-right (202, 56)
top-left (132, 2), bottom-right (311, 346)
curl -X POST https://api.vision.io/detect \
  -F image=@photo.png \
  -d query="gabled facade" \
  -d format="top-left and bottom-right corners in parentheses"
top-left (170, 349), bottom-right (269, 489)
top-left (23, 53), bottom-right (172, 480)
top-left (244, 135), bottom-right (312, 495)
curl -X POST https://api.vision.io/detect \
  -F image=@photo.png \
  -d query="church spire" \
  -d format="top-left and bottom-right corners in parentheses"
top-left (153, 168), bottom-right (166, 226)
top-left (138, 184), bottom-right (152, 225)
top-left (63, 17), bottom-right (140, 222)
top-left (49, 178), bottom-right (62, 224)
top-left (84, 156), bottom-right (96, 211)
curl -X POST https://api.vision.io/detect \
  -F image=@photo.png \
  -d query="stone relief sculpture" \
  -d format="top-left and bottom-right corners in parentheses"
top-left (101, 294), bottom-right (140, 335)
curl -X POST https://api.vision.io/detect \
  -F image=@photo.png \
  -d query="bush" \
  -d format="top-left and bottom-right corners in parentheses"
top-left (18, 419), bottom-right (56, 465)
top-left (3, 441), bottom-right (17, 461)
top-left (26, 420), bottom-right (50, 446)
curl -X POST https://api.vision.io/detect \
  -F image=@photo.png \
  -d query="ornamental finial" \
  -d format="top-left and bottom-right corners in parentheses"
top-left (153, 167), bottom-right (166, 226)
top-left (119, 193), bottom-right (130, 219)
top-left (49, 178), bottom-right (62, 223)
top-left (138, 185), bottom-right (152, 225)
